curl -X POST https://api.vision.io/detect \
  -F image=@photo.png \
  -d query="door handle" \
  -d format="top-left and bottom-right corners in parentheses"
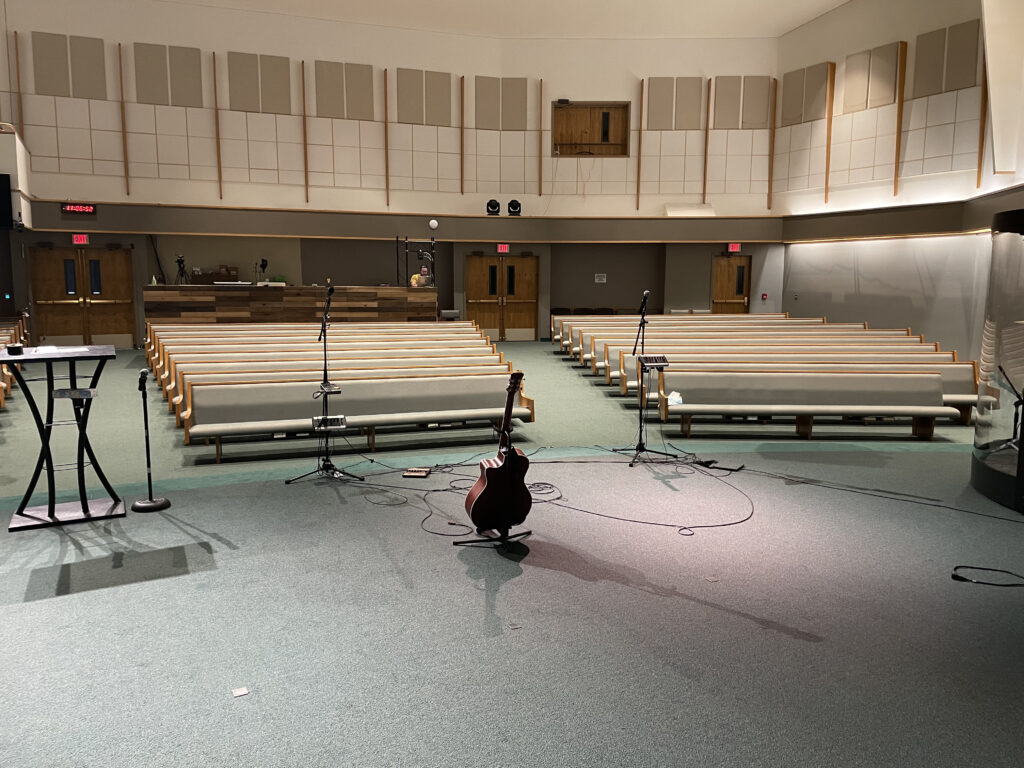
top-left (744, 296), bottom-right (749, 307)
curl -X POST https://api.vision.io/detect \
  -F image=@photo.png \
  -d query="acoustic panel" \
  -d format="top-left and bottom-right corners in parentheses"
top-left (169, 46), bottom-right (203, 108)
top-left (713, 76), bottom-right (741, 129)
top-left (675, 77), bottom-right (704, 130)
top-left (868, 43), bottom-right (898, 108)
top-left (424, 71), bottom-right (451, 127)
top-left (646, 77), bottom-right (674, 130)
top-left (315, 60), bottom-right (345, 119)
top-left (803, 63), bottom-right (829, 121)
top-left (228, 52), bottom-right (260, 113)
top-left (397, 68), bottom-right (424, 125)
top-left (741, 75), bottom-right (770, 129)
top-left (475, 76), bottom-right (500, 130)
top-left (944, 19), bottom-right (980, 92)
top-left (913, 28), bottom-right (946, 98)
top-left (781, 69), bottom-right (805, 126)
top-left (844, 50), bottom-right (870, 113)
top-left (69, 36), bottom-right (106, 100)
top-left (344, 63), bottom-right (374, 121)
top-left (501, 78), bottom-right (527, 131)
top-left (260, 55), bottom-right (291, 115)
top-left (135, 43), bottom-right (169, 106)
top-left (32, 32), bottom-right (70, 98)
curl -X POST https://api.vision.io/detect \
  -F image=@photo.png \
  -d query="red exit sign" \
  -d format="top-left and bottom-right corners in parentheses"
top-left (497, 243), bottom-right (510, 254)
top-left (72, 234), bottom-right (89, 245)
top-left (728, 242), bottom-right (742, 252)
top-left (61, 202), bottom-right (97, 215)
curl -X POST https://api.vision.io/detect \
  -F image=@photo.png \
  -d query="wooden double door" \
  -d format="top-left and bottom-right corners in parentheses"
top-left (465, 253), bottom-right (538, 341)
top-left (711, 253), bottom-right (752, 314)
top-left (30, 247), bottom-right (136, 347)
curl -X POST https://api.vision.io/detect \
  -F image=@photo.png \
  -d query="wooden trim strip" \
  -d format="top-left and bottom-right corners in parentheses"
top-left (824, 62), bottom-right (836, 204)
top-left (977, 59), bottom-right (987, 189)
top-left (460, 75), bottom-right (465, 195)
top-left (117, 43), bottom-right (130, 197)
top-left (893, 41), bottom-right (908, 197)
top-left (13, 32), bottom-right (24, 137)
top-left (301, 61), bottom-right (309, 203)
top-left (538, 78), bottom-right (543, 197)
top-left (383, 68), bottom-right (390, 207)
top-left (767, 77), bottom-right (777, 210)
top-left (635, 78), bottom-right (644, 211)
top-left (213, 52), bottom-right (223, 199)
top-left (702, 78), bottom-right (712, 205)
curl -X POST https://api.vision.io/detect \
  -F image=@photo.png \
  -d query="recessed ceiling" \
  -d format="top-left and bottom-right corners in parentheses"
top-left (157, 0), bottom-right (851, 39)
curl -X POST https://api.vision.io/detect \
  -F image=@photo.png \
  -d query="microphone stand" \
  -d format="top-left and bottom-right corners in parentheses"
top-left (286, 281), bottom-right (364, 484)
top-left (132, 369), bottom-right (171, 512)
top-left (614, 291), bottom-right (676, 466)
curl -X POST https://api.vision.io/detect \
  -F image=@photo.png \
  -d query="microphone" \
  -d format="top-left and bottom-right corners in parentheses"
top-left (639, 289), bottom-right (650, 313)
top-left (326, 277), bottom-right (334, 297)
top-left (137, 368), bottom-right (148, 392)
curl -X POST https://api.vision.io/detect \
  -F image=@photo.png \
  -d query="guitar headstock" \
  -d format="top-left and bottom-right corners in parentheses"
top-left (507, 371), bottom-right (524, 393)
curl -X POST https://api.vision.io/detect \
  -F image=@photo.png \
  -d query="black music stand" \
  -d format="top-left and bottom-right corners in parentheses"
top-left (286, 282), bottom-right (363, 484)
top-left (2, 345), bottom-right (125, 531)
top-left (613, 292), bottom-right (676, 466)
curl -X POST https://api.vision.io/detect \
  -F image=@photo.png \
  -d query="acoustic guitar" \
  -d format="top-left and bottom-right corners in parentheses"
top-left (464, 371), bottom-right (532, 536)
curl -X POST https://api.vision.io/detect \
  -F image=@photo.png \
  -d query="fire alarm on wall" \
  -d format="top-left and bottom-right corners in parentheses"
top-left (761, 293), bottom-right (767, 301)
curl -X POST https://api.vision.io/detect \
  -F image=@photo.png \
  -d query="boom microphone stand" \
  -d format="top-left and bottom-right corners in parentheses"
top-left (286, 279), bottom-right (364, 484)
top-left (613, 289), bottom-right (676, 466)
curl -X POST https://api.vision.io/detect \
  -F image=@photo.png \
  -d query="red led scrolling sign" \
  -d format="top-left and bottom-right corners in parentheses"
top-left (61, 203), bottom-right (97, 215)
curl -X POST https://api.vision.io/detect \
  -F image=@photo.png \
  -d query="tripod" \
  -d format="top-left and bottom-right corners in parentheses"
top-left (286, 280), bottom-right (364, 484)
top-left (613, 290), bottom-right (676, 467)
top-left (174, 255), bottom-right (190, 285)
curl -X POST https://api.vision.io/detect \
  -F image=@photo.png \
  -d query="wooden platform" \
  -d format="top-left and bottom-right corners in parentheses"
top-left (144, 285), bottom-right (438, 323)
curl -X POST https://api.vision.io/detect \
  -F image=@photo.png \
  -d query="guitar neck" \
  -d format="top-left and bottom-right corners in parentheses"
top-left (498, 372), bottom-right (523, 452)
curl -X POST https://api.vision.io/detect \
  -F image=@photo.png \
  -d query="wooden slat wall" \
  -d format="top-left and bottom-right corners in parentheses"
top-left (144, 286), bottom-right (438, 323)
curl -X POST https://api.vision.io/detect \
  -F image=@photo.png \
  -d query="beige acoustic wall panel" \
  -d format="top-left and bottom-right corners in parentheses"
top-left (647, 77), bottom-right (674, 130)
top-left (944, 19), bottom-right (980, 92)
top-left (913, 28), bottom-right (947, 98)
top-left (781, 69), bottom-right (804, 126)
top-left (844, 50), bottom-right (870, 113)
top-left (260, 55), bottom-right (291, 115)
top-left (169, 46), bottom-right (203, 108)
top-left (32, 32), bottom-right (70, 97)
top-left (135, 43), bottom-right (169, 106)
top-left (424, 71), bottom-right (451, 127)
top-left (713, 76), bottom-right (741, 129)
top-left (501, 78), bottom-right (527, 130)
top-left (675, 77), bottom-right (703, 129)
top-left (345, 63), bottom-right (374, 121)
top-left (476, 76), bottom-right (500, 130)
top-left (803, 63), bottom-right (829, 121)
top-left (69, 36), bottom-right (106, 100)
top-left (397, 68), bottom-right (425, 124)
top-left (315, 60), bottom-right (345, 119)
top-left (868, 43), bottom-right (898, 108)
top-left (228, 52), bottom-right (260, 112)
top-left (741, 76), bottom-right (770, 129)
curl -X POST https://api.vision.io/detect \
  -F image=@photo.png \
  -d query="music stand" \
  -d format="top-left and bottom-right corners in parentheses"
top-left (613, 291), bottom-right (676, 466)
top-left (286, 281), bottom-right (364, 484)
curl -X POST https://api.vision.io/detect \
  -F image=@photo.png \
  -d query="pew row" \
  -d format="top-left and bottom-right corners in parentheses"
top-left (550, 313), bottom-right (794, 342)
top-left (170, 361), bottom-right (512, 424)
top-left (183, 372), bottom-right (535, 461)
top-left (656, 370), bottom-right (963, 439)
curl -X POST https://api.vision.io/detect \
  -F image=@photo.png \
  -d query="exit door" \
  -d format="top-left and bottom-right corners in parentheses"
top-left (465, 253), bottom-right (538, 341)
top-left (30, 247), bottom-right (136, 347)
top-left (711, 253), bottom-right (751, 314)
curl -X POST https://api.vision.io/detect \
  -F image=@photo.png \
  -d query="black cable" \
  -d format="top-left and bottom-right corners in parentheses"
top-left (951, 566), bottom-right (1024, 587)
top-left (147, 234), bottom-right (167, 283)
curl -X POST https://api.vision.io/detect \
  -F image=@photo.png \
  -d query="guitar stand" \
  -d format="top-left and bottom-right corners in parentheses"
top-left (453, 527), bottom-right (532, 548)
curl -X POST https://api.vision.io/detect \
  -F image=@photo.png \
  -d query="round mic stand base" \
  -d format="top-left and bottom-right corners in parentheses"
top-left (132, 496), bottom-right (171, 513)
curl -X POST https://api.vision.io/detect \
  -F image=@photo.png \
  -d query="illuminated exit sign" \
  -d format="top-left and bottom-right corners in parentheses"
top-left (72, 234), bottom-right (89, 245)
top-left (728, 242), bottom-right (742, 252)
top-left (497, 243), bottom-right (510, 254)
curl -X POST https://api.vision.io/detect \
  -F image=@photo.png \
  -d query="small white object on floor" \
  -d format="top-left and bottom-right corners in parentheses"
top-left (232, 687), bottom-right (250, 698)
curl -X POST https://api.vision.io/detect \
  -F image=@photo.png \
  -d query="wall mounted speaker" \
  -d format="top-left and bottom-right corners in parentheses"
top-left (508, 200), bottom-right (521, 216)
top-left (486, 199), bottom-right (500, 215)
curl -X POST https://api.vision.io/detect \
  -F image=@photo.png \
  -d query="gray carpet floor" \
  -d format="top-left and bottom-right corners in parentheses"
top-left (1, 343), bottom-right (1022, 767)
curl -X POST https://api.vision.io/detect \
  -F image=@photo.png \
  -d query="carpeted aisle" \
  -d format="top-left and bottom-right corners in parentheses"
top-left (1, 345), bottom-right (1022, 767)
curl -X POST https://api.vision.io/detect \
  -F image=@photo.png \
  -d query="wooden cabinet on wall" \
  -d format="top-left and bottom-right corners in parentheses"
top-left (551, 102), bottom-right (630, 157)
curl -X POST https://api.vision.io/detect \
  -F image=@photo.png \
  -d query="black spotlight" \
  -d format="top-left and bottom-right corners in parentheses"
top-left (507, 200), bottom-right (522, 216)
top-left (486, 199), bottom-right (500, 216)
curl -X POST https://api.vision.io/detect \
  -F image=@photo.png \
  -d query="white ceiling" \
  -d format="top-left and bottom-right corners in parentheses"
top-left (158, 0), bottom-right (852, 39)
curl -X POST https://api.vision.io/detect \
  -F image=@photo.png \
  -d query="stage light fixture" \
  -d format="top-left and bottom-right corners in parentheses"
top-left (486, 199), bottom-right (500, 216)
top-left (508, 200), bottom-right (522, 216)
